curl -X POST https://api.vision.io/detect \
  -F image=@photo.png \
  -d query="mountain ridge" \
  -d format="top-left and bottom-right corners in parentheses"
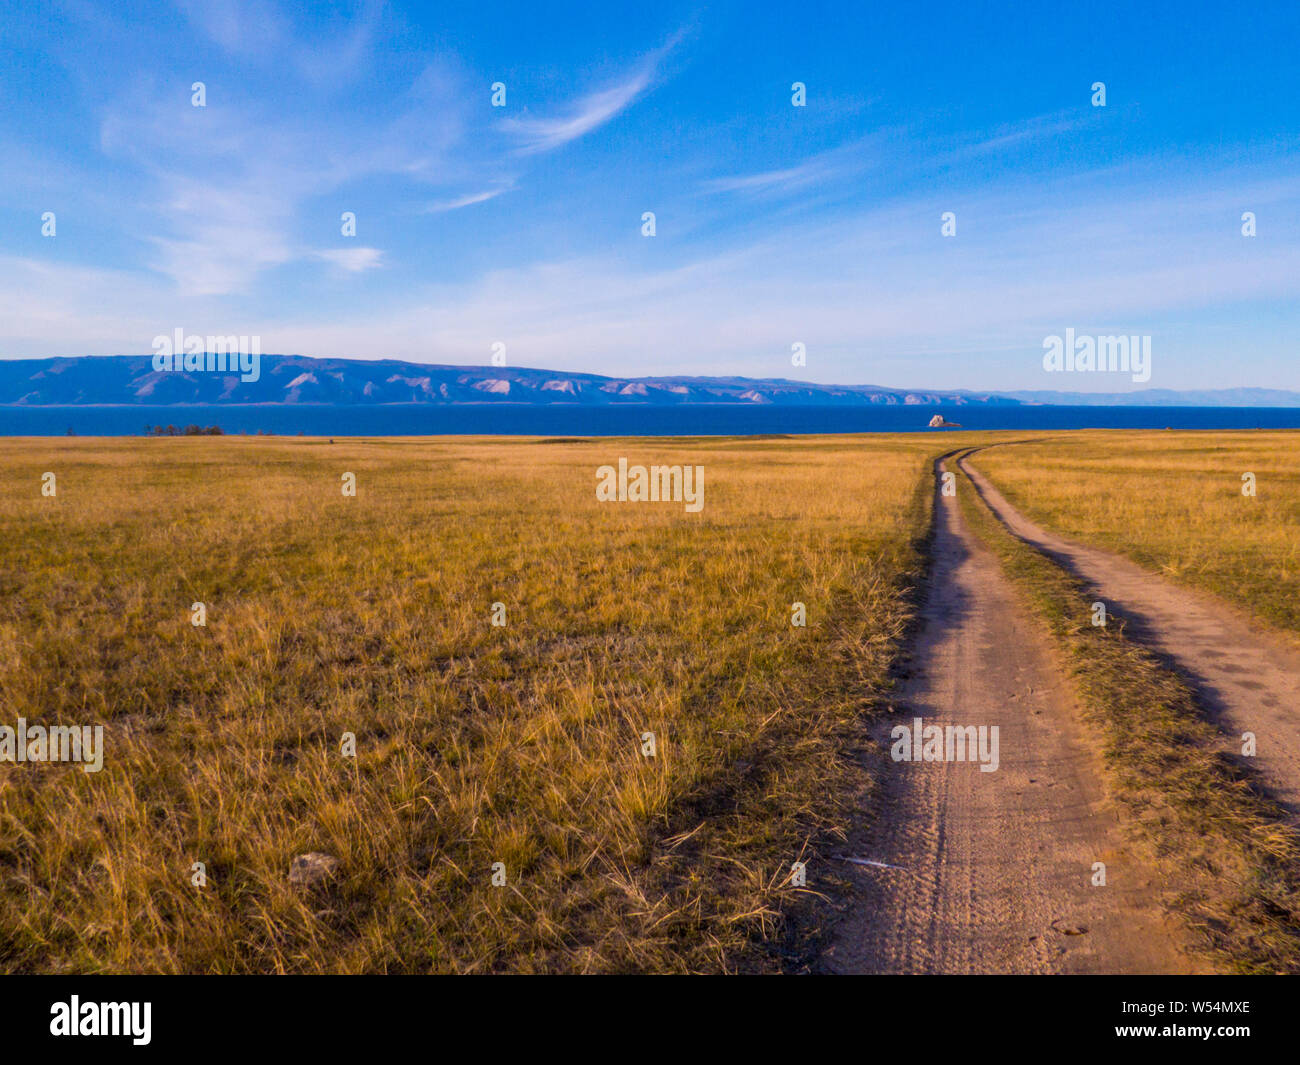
top-left (0, 355), bottom-right (1296, 407)
top-left (0, 355), bottom-right (1019, 407)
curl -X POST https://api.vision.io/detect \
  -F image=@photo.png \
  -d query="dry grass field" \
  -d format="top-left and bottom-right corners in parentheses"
top-left (974, 431), bottom-right (1300, 636)
top-left (0, 433), bottom-right (944, 973)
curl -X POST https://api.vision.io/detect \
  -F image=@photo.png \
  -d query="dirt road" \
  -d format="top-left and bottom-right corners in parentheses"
top-left (962, 452), bottom-right (1300, 822)
top-left (821, 458), bottom-right (1193, 974)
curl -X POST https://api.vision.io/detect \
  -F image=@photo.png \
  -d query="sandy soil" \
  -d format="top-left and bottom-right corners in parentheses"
top-left (821, 457), bottom-right (1195, 974)
top-left (963, 452), bottom-right (1300, 822)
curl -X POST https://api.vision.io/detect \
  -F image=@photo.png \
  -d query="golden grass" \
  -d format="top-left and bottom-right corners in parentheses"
top-left (974, 431), bottom-right (1300, 635)
top-left (0, 433), bottom-right (943, 973)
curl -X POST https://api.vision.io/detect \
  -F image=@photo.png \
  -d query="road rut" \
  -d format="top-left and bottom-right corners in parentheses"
top-left (822, 458), bottom-right (1194, 974)
top-left (963, 452), bottom-right (1300, 822)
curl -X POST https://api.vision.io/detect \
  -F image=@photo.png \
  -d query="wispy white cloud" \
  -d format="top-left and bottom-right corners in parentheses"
top-left (173, 0), bottom-right (382, 86)
top-left (94, 57), bottom-right (465, 295)
top-left (138, 174), bottom-right (297, 296)
top-left (701, 162), bottom-right (829, 195)
top-left (697, 134), bottom-right (884, 200)
top-left (313, 247), bottom-right (385, 272)
top-left (949, 111), bottom-right (1099, 159)
top-left (499, 33), bottom-right (683, 155)
top-left (501, 75), bottom-right (653, 155)
top-left (421, 187), bottom-right (512, 213)
top-left (172, 0), bottom-right (292, 60)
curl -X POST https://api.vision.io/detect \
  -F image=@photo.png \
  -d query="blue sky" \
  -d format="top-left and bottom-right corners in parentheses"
top-left (1, 0), bottom-right (1298, 391)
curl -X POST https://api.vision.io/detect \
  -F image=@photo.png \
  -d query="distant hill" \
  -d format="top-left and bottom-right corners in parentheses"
top-left (995, 387), bottom-right (1300, 407)
top-left (0, 355), bottom-right (1021, 407)
top-left (0, 356), bottom-right (1295, 407)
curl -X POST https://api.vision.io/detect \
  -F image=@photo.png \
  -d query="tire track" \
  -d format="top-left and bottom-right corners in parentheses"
top-left (822, 456), bottom-right (1194, 974)
top-left (962, 451), bottom-right (1300, 822)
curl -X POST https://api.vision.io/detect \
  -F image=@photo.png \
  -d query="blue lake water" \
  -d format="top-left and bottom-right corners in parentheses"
top-left (2, 404), bottom-right (1299, 437)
